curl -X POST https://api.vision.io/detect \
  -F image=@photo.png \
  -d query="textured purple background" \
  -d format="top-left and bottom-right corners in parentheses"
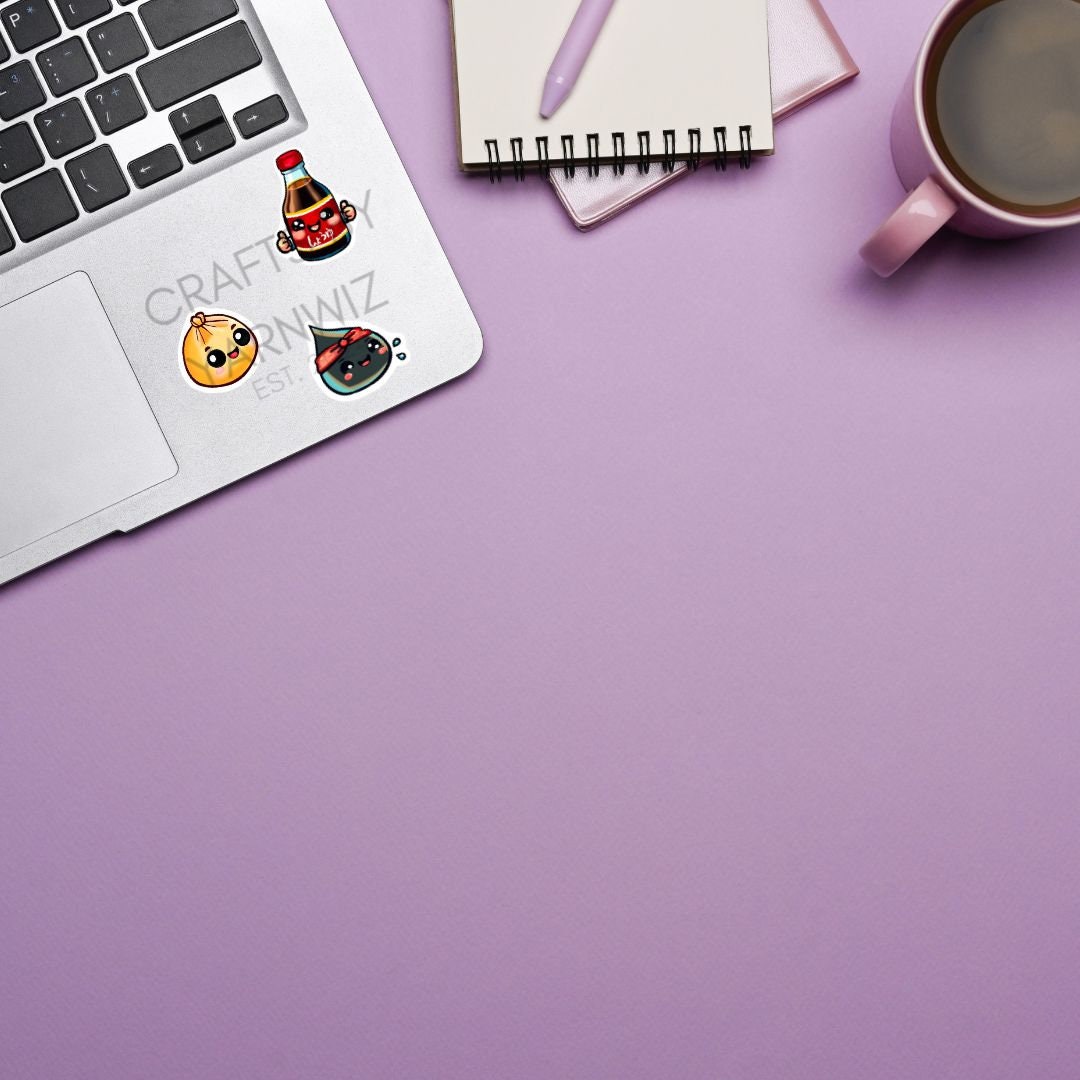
top-left (3, 1), bottom-right (1080, 1077)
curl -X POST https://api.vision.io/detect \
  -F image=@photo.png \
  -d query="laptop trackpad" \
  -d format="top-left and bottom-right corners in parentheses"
top-left (0, 272), bottom-right (177, 558)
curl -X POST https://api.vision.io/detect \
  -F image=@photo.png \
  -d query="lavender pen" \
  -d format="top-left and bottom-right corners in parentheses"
top-left (540, 0), bottom-right (618, 119)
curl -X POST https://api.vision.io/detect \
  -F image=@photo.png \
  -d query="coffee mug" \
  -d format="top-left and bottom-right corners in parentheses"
top-left (861, 0), bottom-right (1080, 277)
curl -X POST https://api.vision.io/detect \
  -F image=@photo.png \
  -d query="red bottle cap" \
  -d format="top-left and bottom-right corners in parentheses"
top-left (276, 150), bottom-right (304, 172)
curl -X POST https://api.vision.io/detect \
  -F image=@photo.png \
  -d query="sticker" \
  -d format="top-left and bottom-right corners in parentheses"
top-left (275, 150), bottom-right (357, 263)
top-left (311, 325), bottom-right (406, 396)
top-left (181, 312), bottom-right (259, 389)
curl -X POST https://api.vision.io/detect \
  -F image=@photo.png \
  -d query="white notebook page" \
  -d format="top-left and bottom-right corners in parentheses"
top-left (450, 0), bottom-right (774, 169)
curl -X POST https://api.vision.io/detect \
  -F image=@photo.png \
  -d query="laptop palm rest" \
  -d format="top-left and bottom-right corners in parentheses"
top-left (0, 273), bottom-right (177, 559)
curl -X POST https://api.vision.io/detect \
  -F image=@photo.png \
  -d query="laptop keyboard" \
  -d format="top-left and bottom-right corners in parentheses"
top-left (0, 0), bottom-right (295, 264)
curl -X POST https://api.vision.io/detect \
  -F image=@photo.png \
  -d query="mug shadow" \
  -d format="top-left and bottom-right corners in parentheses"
top-left (847, 225), bottom-right (1079, 301)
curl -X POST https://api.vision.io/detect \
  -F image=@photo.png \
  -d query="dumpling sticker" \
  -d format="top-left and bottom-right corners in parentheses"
top-left (311, 325), bottom-right (406, 396)
top-left (181, 312), bottom-right (259, 390)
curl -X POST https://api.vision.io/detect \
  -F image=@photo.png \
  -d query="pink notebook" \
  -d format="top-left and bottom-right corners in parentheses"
top-left (550, 0), bottom-right (858, 230)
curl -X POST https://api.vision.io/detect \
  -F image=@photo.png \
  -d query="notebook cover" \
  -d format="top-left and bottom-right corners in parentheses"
top-left (449, 0), bottom-right (774, 171)
top-left (550, 0), bottom-right (858, 229)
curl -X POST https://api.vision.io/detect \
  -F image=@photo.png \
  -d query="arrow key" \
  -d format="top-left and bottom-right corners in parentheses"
top-left (180, 116), bottom-right (233, 164)
top-left (168, 94), bottom-right (223, 140)
top-left (234, 95), bottom-right (287, 140)
top-left (127, 143), bottom-right (180, 189)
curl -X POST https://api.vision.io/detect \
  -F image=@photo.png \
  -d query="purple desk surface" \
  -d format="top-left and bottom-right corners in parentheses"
top-left (3, 2), bottom-right (1080, 1078)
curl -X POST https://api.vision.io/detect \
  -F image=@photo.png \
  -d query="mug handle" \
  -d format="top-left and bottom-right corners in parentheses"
top-left (860, 177), bottom-right (959, 277)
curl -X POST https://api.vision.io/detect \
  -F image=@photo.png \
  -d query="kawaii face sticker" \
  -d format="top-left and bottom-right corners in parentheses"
top-left (181, 312), bottom-right (259, 389)
top-left (275, 150), bottom-right (357, 263)
top-left (311, 325), bottom-right (406, 396)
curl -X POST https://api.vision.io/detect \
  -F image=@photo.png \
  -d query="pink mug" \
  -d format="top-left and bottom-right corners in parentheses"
top-left (860, 0), bottom-right (1080, 277)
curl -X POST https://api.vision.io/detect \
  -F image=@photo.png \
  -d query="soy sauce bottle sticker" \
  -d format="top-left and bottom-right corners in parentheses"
top-left (275, 150), bottom-right (357, 263)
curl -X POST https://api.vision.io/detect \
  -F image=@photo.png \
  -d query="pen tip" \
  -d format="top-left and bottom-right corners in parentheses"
top-left (540, 79), bottom-right (568, 121)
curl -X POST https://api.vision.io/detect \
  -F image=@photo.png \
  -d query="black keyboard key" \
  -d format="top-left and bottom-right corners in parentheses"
top-left (235, 94), bottom-right (287, 139)
top-left (0, 59), bottom-right (44, 119)
top-left (180, 117), bottom-right (232, 163)
top-left (0, 119), bottom-right (43, 181)
top-left (0, 28), bottom-right (8, 63)
top-left (168, 92), bottom-right (222, 139)
top-left (128, 142), bottom-right (179, 188)
top-left (2, 168), bottom-right (77, 239)
top-left (34, 97), bottom-right (93, 157)
top-left (65, 143), bottom-right (127, 210)
top-left (37, 37), bottom-right (96, 96)
top-left (33, 105), bottom-right (89, 164)
top-left (168, 94), bottom-right (233, 163)
top-left (1, 1), bottom-right (60, 53)
top-left (88, 12), bottom-right (146, 74)
top-left (139, 0), bottom-right (237, 50)
top-left (0, 209), bottom-right (12, 252)
top-left (58, 0), bottom-right (112, 30)
top-left (86, 73), bottom-right (143, 133)
top-left (137, 21), bottom-right (260, 111)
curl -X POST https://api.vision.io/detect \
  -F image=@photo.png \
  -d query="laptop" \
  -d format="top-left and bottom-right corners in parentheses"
top-left (0, 0), bottom-right (482, 586)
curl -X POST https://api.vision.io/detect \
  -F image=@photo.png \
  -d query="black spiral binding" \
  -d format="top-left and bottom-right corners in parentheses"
top-left (561, 135), bottom-right (576, 178)
top-left (482, 126), bottom-right (755, 182)
top-left (612, 132), bottom-right (627, 176)
top-left (738, 126), bottom-right (753, 170)
top-left (484, 139), bottom-right (501, 183)
top-left (637, 131), bottom-right (651, 175)
top-left (714, 127), bottom-right (729, 171)
top-left (587, 133), bottom-right (601, 178)
top-left (511, 137), bottom-right (525, 182)
top-left (687, 128), bottom-right (702, 172)
top-left (662, 130), bottom-right (677, 173)
top-left (536, 136), bottom-right (551, 176)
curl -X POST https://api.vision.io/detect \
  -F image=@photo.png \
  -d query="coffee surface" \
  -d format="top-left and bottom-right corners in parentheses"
top-left (928, 0), bottom-right (1080, 214)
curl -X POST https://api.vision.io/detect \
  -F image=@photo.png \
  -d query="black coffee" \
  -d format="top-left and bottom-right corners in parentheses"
top-left (926, 0), bottom-right (1080, 215)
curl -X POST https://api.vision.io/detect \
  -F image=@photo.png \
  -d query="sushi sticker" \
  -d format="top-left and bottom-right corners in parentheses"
top-left (181, 312), bottom-right (259, 390)
top-left (311, 325), bottom-right (406, 396)
top-left (275, 150), bottom-right (357, 263)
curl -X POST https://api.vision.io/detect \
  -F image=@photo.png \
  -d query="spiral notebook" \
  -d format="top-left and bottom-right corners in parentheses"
top-left (449, 0), bottom-right (775, 177)
top-left (550, 0), bottom-right (857, 228)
